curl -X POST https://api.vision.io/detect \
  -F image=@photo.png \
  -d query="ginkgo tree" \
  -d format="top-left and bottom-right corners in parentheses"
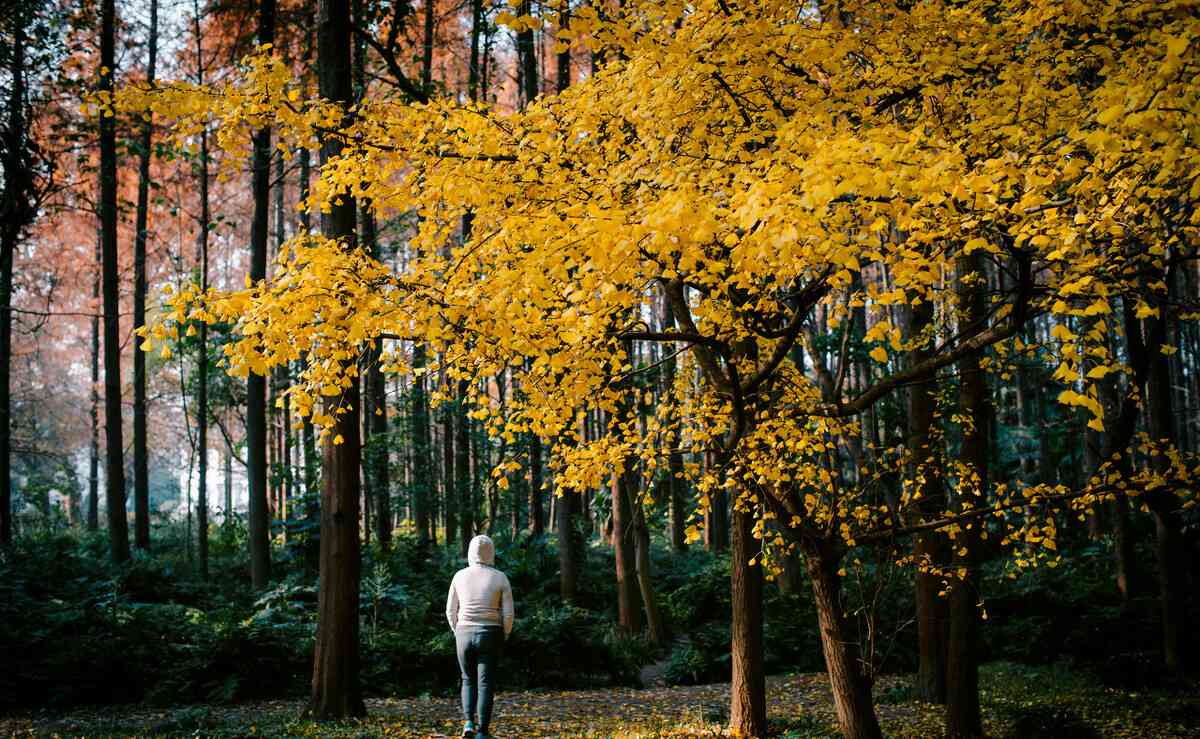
top-left (120, 0), bottom-right (1199, 737)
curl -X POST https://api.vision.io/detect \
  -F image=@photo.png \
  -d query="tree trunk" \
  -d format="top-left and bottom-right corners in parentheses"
top-left (945, 252), bottom-right (987, 738)
top-left (247, 0), bottom-right (276, 589)
top-left (131, 0), bottom-right (157, 551)
top-left (307, 0), bottom-right (364, 718)
top-left (309, 382), bottom-right (365, 717)
top-left (634, 500), bottom-right (664, 645)
top-left (528, 433), bottom-right (543, 535)
top-left (705, 482), bottom-right (728, 552)
top-left (516, 0), bottom-right (538, 106)
top-left (1145, 300), bottom-right (1187, 675)
top-left (88, 231), bottom-right (100, 531)
top-left (370, 349), bottom-right (390, 549)
top-left (224, 431), bottom-right (233, 521)
top-left (196, 118), bottom-right (210, 579)
top-left (0, 6), bottom-right (33, 547)
top-left (443, 371), bottom-right (457, 546)
top-left (659, 297), bottom-right (687, 553)
top-left (411, 0), bottom-right (433, 540)
top-left (802, 538), bottom-right (883, 739)
top-left (411, 345), bottom-right (431, 548)
top-left (558, 414), bottom-right (585, 602)
top-left (610, 356), bottom-right (641, 633)
top-left (612, 465), bottom-right (640, 633)
top-left (909, 300), bottom-right (947, 704)
top-left (99, 0), bottom-right (129, 563)
top-left (456, 379), bottom-right (472, 557)
top-left (301, 353), bottom-right (320, 572)
top-left (730, 504), bottom-right (766, 738)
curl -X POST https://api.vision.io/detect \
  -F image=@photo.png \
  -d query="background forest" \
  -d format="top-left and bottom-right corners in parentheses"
top-left (1, 0), bottom-right (1198, 738)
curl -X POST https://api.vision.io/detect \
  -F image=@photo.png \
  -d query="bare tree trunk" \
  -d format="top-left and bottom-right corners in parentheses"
top-left (730, 504), bottom-right (766, 737)
top-left (558, 414), bottom-right (584, 602)
top-left (610, 378), bottom-right (641, 633)
top-left (196, 116), bottom-right (210, 579)
top-left (659, 297), bottom-right (687, 553)
top-left (516, 0), bottom-right (538, 107)
top-left (411, 345), bottom-right (432, 547)
top-left (704, 461), bottom-right (728, 551)
top-left (1145, 295), bottom-right (1187, 675)
top-left (633, 501), bottom-right (664, 645)
top-left (442, 370), bottom-right (457, 546)
top-left (99, 0), bottom-right (129, 563)
top-left (802, 538), bottom-right (883, 739)
top-left (370, 351), bottom-right (390, 549)
top-left (456, 379), bottom-right (472, 556)
top-left (247, 0), bottom-right (276, 589)
top-left (88, 232), bottom-right (100, 531)
top-left (945, 252), bottom-right (987, 738)
top-left (910, 300), bottom-right (947, 704)
top-left (528, 427), bottom-right (543, 535)
top-left (131, 0), bottom-right (158, 551)
top-left (0, 4), bottom-right (36, 546)
top-left (307, 0), bottom-right (364, 718)
top-left (224, 431), bottom-right (233, 520)
top-left (612, 466), bottom-right (640, 633)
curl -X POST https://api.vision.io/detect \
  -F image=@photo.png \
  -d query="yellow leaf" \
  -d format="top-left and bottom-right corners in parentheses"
top-left (869, 346), bottom-right (888, 363)
top-left (1166, 36), bottom-right (1189, 58)
top-left (963, 237), bottom-right (988, 254)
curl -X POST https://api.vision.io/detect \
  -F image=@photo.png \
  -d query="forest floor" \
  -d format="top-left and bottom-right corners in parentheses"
top-left (3, 663), bottom-right (1198, 738)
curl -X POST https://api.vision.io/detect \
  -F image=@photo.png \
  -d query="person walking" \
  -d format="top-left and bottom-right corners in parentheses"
top-left (446, 534), bottom-right (514, 739)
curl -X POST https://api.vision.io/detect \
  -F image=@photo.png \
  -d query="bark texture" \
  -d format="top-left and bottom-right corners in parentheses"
top-left (730, 506), bottom-right (766, 738)
top-left (247, 0), bottom-right (277, 590)
top-left (307, 0), bottom-right (364, 718)
top-left (99, 0), bottom-right (129, 563)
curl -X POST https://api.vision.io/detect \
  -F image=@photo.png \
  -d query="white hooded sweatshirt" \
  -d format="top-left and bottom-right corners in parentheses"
top-left (446, 535), bottom-right (514, 636)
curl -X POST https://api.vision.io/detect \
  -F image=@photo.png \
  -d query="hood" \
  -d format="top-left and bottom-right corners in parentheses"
top-left (467, 535), bottom-right (495, 566)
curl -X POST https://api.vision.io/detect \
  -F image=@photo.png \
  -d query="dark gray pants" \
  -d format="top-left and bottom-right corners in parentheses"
top-left (455, 624), bottom-right (502, 732)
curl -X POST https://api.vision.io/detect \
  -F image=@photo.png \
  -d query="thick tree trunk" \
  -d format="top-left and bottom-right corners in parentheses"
top-left (802, 538), bottom-right (883, 739)
top-left (909, 300), bottom-right (947, 704)
top-left (610, 355), bottom-right (641, 633)
top-left (612, 465), bottom-right (640, 633)
top-left (945, 252), bottom-right (987, 738)
top-left (0, 8), bottom-right (31, 547)
top-left (517, 0), bottom-right (538, 106)
top-left (307, 0), bottom-right (364, 718)
top-left (730, 505), bottom-right (766, 738)
top-left (131, 0), bottom-right (157, 551)
top-left (99, 0), bottom-right (129, 563)
top-left (309, 381), bottom-right (365, 717)
top-left (1146, 304), bottom-right (1187, 675)
top-left (557, 414), bottom-right (585, 601)
top-left (247, 0), bottom-right (276, 589)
